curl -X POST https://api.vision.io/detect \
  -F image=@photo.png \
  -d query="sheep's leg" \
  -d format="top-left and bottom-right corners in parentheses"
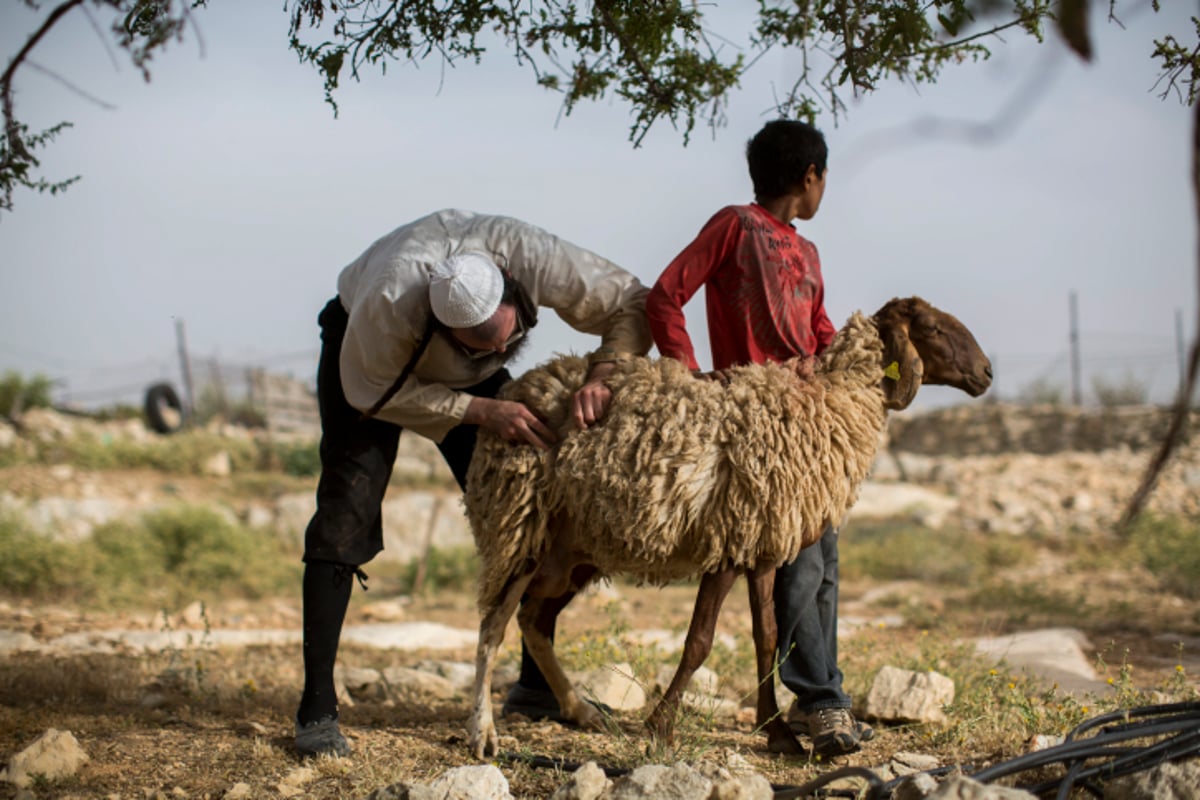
top-left (747, 564), bottom-right (805, 755)
top-left (469, 569), bottom-right (535, 760)
top-left (646, 566), bottom-right (737, 743)
top-left (518, 565), bottom-right (605, 730)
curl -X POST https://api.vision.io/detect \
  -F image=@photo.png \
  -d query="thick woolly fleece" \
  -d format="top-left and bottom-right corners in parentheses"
top-left (464, 311), bottom-right (889, 612)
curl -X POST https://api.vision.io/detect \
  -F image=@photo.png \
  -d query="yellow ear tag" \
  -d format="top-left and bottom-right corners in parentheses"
top-left (883, 361), bottom-right (901, 381)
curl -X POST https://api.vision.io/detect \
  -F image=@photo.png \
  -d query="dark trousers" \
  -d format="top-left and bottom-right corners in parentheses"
top-left (304, 298), bottom-right (509, 565)
top-left (299, 298), bottom-right (521, 725)
top-left (774, 527), bottom-right (851, 711)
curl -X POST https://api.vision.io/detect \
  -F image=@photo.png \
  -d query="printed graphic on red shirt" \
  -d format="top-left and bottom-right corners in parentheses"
top-left (709, 207), bottom-right (833, 367)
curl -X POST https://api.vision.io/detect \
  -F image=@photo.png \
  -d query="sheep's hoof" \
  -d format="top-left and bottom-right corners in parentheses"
top-left (644, 711), bottom-right (675, 744)
top-left (573, 702), bottom-right (607, 732)
top-left (468, 719), bottom-right (499, 760)
top-left (765, 724), bottom-right (806, 756)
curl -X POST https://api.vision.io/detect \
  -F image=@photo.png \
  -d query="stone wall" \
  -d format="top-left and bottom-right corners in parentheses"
top-left (887, 403), bottom-right (1198, 456)
top-left (861, 403), bottom-right (1200, 535)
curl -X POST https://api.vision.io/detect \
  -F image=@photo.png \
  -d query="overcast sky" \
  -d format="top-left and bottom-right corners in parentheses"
top-left (1, 1), bottom-right (1196, 413)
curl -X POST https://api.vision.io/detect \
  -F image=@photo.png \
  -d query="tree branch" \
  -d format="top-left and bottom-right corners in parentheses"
top-left (3, 0), bottom-right (87, 164)
top-left (1118, 83), bottom-right (1200, 533)
top-left (591, 0), bottom-right (671, 113)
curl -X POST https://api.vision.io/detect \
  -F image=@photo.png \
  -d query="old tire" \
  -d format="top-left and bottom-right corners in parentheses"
top-left (144, 382), bottom-right (184, 434)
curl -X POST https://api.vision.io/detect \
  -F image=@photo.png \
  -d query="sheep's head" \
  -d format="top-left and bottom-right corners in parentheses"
top-left (873, 297), bottom-right (993, 410)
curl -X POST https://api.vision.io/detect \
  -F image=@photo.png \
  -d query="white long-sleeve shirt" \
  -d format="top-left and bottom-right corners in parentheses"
top-left (335, 209), bottom-right (652, 441)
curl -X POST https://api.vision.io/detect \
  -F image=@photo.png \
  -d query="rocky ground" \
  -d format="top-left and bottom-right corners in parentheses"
top-left (1, 405), bottom-right (1199, 798)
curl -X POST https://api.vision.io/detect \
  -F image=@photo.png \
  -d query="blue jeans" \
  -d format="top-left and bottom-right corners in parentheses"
top-left (773, 527), bottom-right (851, 711)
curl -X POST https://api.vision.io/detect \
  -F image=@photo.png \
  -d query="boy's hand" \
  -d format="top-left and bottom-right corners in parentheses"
top-left (573, 361), bottom-right (618, 429)
top-left (692, 368), bottom-right (732, 386)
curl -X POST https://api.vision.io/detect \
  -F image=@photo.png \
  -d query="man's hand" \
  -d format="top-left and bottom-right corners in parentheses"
top-left (573, 361), bottom-right (617, 429)
top-left (465, 397), bottom-right (556, 450)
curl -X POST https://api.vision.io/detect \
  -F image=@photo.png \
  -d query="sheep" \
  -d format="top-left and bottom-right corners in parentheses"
top-left (462, 296), bottom-right (993, 759)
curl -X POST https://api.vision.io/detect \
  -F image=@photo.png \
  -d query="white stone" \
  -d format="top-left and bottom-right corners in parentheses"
top-left (0, 729), bottom-right (89, 788)
top-left (412, 659), bottom-right (476, 690)
top-left (381, 666), bottom-right (460, 701)
top-left (863, 666), bottom-right (955, 724)
top-left (379, 490), bottom-right (472, 564)
top-left (893, 772), bottom-right (940, 800)
top-left (891, 751), bottom-right (941, 775)
top-left (654, 664), bottom-right (719, 696)
top-left (0, 631), bottom-right (41, 654)
top-left (926, 774), bottom-right (1036, 799)
top-left (427, 764), bottom-right (512, 800)
top-left (971, 628), bottom-right (1106, 694)
top-left (708, 773), bottom-right (774, 800)
top-left (609, 763), bottom-right (712, 800)
top-left (576, 662), bottom-right (646, 711)
top-left (850, 483), bottom-right (958, 528)
top-left (549, 761), bottom-right (610, 800)
top-left (1104, 759), bottom-right (1200, 800)
top-left (202, 451), bottom-right (232, 477)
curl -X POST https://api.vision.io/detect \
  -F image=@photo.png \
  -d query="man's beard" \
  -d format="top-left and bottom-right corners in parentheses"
top-left (497, 328), bottom-right (533, 364)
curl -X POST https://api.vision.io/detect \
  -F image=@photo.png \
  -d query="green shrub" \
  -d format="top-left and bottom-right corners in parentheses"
top-left (272, 440), bottom-right (322, 477)
top-left (0, 504), bottom-right (300, 608)
top-left (0, 371), bottom-right (53, 419)
top-left (33, 430), bottom-right (258, 475)
top-left (1092, 371), bottom-right (1149, 407)
top-left (1016, 377), bottom-right (1065, 406)
top-left (89, 505), bottom-right (299, 604)
top-left (0, 508), bottom-right (91, 598)
top-left (87, 404), bottom-right (142, 422)
top-left (839, 521), bottom-right (1028, 585)
top-left (393, 545), bottom-right (479, 596)
top-left (1126, 514), bottom-right (1200, 599)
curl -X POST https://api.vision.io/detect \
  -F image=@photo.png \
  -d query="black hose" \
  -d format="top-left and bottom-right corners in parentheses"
top-left (498, 702), bottom-right (1200, 799)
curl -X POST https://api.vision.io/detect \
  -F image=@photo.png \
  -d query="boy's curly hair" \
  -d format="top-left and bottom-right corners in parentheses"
top-left (746, 119), bottom-right (827, 200)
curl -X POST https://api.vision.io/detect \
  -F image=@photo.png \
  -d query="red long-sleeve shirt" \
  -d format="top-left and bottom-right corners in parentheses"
top-left (647, 204), bottom-right (836, 371)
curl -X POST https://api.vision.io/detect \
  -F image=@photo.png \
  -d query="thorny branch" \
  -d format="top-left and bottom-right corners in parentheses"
top-left (2, 0), bottom-right (86, 171)
top-left (1119, 91), bottom-right (1200, 533)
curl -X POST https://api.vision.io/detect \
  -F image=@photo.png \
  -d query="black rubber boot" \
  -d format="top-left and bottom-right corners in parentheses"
top-left (295, 561), bottom-right (354, 756)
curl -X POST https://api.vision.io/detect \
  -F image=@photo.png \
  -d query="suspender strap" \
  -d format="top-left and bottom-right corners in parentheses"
top-left (360, 322), bottom-right (437, 421)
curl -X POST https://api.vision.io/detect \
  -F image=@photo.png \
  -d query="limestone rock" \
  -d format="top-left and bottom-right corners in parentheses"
top-left (576, 662), bottom-right (646, 711)
top-left (927, 775), bottom-right (1036, 799)
top-left (549, 761), bottom-right (609, 800)
top-left (1104, 759), bottom-right (1200, 799)
top-left (609, 763), bottom-right (712, 800)
top-left (0, 729), bottom-right (89, 788)
top-left (381, 666), bottom-right (460, 701)
top-left (863, 666), bottom-right (954, 724)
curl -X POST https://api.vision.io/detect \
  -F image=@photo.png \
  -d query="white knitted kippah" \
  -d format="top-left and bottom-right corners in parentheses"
top-left (428, 253), bottom-right (504, 328)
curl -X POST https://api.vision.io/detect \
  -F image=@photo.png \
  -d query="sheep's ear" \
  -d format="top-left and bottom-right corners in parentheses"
top-left (881, 322), bottom-right (923, 410)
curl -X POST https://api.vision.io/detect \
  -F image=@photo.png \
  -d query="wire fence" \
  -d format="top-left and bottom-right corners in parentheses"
top-left (2, 329), bottom-right (1196, 417)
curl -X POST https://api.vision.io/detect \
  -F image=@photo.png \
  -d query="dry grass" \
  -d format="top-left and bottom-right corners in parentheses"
top-left (1, 451), bottom-right (1197, 797)
top-left (0, 568), bottom-right (1197, 799)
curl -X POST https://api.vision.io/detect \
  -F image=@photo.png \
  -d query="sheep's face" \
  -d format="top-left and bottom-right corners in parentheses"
top-left (876, 297), bottom-right (993, 409)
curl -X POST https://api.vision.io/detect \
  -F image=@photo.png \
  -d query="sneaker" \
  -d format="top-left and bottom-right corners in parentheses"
top-left (501, 684), bottom-right (612, 725)
top-left (789, 707), bottom-right (864, 756)
top-left (786, 702), bottom-right (874, 742)
top-left (295, 714), bottom-right (351, 757)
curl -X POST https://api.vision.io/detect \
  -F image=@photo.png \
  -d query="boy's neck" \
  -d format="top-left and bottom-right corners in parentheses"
top-left (755, 195), bottom-right (804, 224)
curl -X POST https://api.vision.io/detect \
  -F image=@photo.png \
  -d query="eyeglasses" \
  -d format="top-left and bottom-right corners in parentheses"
top-left (455, 316), bottom-right (526, 361)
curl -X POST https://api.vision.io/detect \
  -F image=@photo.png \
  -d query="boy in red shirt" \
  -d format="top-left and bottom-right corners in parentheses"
top-left (646, 119), bottom-right (872, 756)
